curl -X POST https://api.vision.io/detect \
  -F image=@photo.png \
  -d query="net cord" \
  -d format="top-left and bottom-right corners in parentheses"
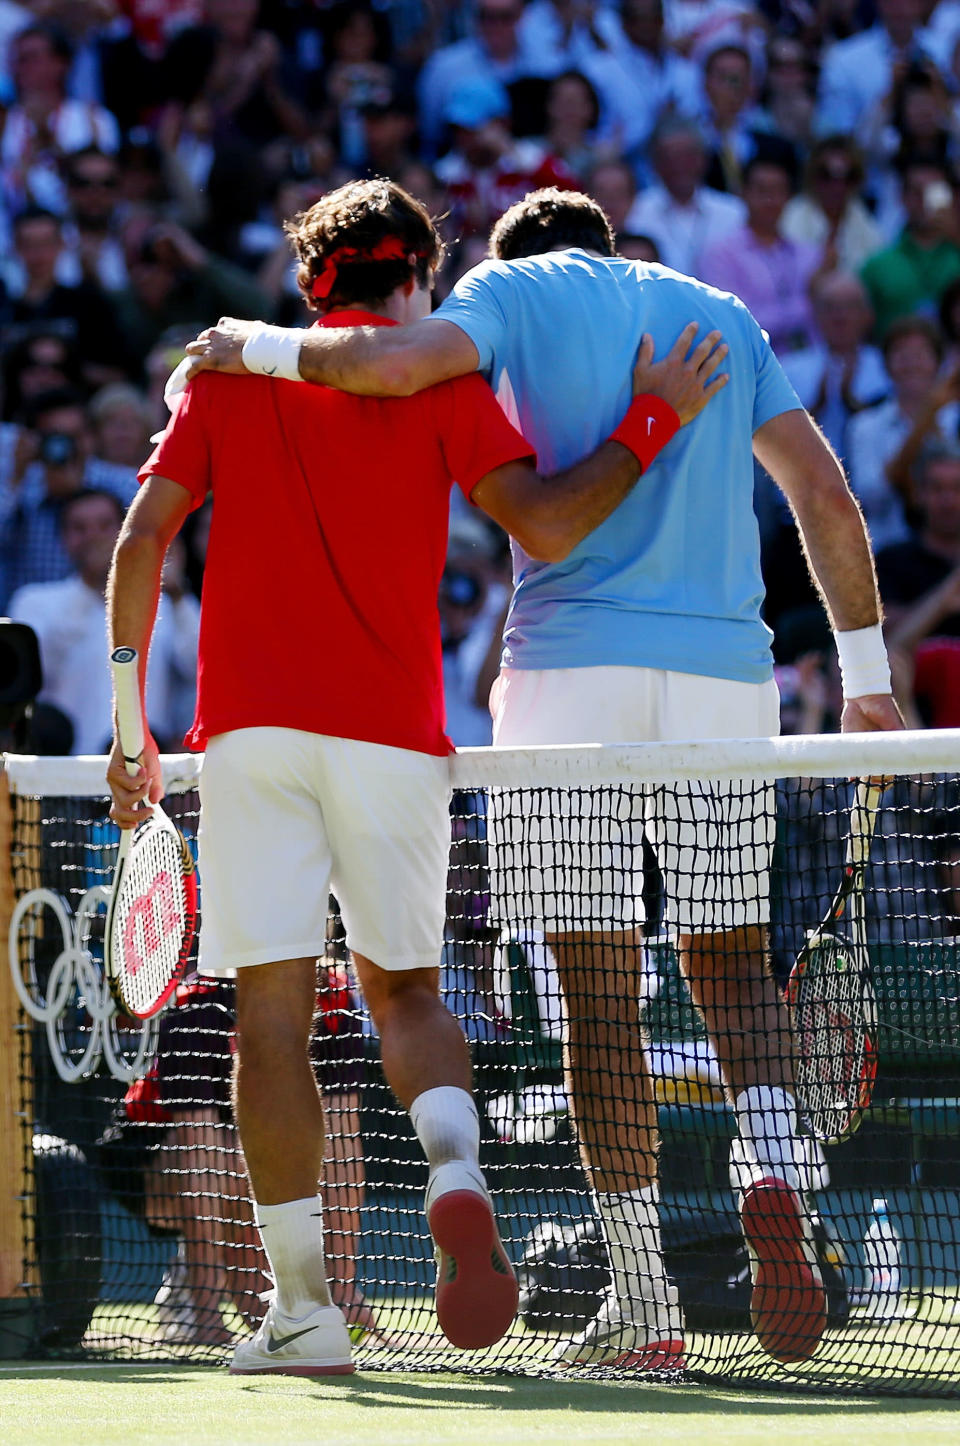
top-left (5, 728), bottom-right (960, 798)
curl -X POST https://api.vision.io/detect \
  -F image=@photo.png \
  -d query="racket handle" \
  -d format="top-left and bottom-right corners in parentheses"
top-left (111, 646), bottom-right (145, 777)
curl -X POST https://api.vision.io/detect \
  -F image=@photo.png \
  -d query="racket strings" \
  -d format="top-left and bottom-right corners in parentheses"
top-left (793, 938), bottom-right (871, 1141)
top-left (112, 824), bottom-right (190, 1015)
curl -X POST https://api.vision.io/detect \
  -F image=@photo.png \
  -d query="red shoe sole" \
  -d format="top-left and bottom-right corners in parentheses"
top-left (741, 1178), bottom-right (827, 1364)
top-left (429, 1188), bottom-right (519, 1349)
top-left (614, 1340), bottom-right (686, 1371)
top-left (229, 1362), bottom-right (355, 1377)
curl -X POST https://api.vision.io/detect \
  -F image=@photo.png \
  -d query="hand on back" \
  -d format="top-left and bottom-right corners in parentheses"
top-left (632, 322), bottom-right (728, 426)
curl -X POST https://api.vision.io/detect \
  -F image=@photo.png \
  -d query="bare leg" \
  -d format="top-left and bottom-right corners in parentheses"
top-left (352, 956), bottom-right (471, 1106)
top-left (678, 925), bottom-right (794, 1097)
top-left (233, 957), bottom-right (324, 1204)
top-left (545, 928), bottom-right (658, 1194)
top-left (146, 1110), bottom-right (235, 1346)
top-left (353, 952), bottom-right (517, 1350)
top-left (321, 1088), bottom-right (376, 1333)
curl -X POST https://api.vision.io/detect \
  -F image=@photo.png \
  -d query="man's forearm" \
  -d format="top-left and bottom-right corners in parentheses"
top-left (499, 442), bottom-right (643, 562)
top-left (473, 396), bottom-right (680, 562)
top-left (107, 531), bottom-right (166, 703)
top-left (279, 317), bottom-right (475, 397)
top-left (792, 484), bottom-right (881, 631)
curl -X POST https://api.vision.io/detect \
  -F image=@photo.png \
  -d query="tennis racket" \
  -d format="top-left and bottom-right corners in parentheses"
top-left (104, 646), bottom-right (197, 1019)
top-left (786, 778), bottom-right (883, 1145)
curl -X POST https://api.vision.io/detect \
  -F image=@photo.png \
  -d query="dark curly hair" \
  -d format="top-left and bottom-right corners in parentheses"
top-left (284, 178), bottom-right (444, 313)
top-left (489, 188), bottom-right (615, 261)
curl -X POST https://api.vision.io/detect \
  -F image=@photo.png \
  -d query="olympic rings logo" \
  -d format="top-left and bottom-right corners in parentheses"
top-left (9, 886), bottom-right (158, 1084)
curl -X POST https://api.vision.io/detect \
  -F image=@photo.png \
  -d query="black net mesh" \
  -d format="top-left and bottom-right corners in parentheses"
top-left (4, 754), bottom-right (960, 1394)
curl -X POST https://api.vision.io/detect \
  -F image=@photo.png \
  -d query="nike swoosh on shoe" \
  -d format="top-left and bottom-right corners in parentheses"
top-left (266, 1325), bottom-right (319, 1353)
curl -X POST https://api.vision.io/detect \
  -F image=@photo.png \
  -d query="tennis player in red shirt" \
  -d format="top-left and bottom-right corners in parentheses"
top-left (105, 179), bottom-right (726, 1377)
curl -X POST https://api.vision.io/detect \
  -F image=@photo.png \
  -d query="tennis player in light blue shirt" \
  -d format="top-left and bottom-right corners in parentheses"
top-left (185, 185), bottom-right (904, 1376)
top-left (434, 246), bottom-right (800, 684)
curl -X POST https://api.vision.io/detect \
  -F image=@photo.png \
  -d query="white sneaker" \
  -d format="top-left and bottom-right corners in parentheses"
top-left (557, 1287), bottom-right (685, 1369)
top-left (229, 1299), bottom-right (354, 1377)
top-left (739, 1175), bottom-right (827, 1364)
top-left (154, 1254), bottom-right (197, 1340)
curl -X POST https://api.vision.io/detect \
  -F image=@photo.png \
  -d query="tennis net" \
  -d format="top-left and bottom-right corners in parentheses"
top-left (2, 732), bottom-right (960, 1395)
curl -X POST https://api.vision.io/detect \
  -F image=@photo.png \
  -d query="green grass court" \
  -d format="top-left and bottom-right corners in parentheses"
top-left (2, 1366), bottom-right (960, 1446)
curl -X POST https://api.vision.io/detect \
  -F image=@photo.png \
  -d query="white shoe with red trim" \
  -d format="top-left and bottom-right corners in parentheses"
top-left (556, 1288), bottom-right (685, 1369)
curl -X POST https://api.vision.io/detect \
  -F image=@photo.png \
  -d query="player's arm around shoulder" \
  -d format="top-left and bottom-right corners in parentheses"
top-left (752, 408), bottom-right (904, 736)
top-left (472, 323), bottom-right (728, 562)
top-left (185, 315), bottom-right (477, 397)
top-left (107, 476), bottom-right (196, 825)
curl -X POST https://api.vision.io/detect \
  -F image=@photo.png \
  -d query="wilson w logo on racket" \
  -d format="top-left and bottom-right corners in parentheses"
top-left (787, 778), bottom-right (882, 1145)
top-left (105, 647), bottom-right (198, 1019)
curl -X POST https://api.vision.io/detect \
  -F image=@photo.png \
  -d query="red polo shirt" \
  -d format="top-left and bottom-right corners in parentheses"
top-left (140, 311), bottom-right (534, 755)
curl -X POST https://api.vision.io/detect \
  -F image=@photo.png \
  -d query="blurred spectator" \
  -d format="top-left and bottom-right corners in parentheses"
top-left (781, 136), bottom-right (885, 274)
top-left (591, 0), bottom-right (702, 159)
top-left (0, 326), bottom-right (83, 421)
top-left (617, 232), bottom-right (661, 261)
top-left (781, 270), bottom-right (889, 461)
top-left (435, 76), bottom-right (575, 239)
top-left (860, 155), bottom-right (960, 337)
top-left (698, 42), bottom-right (765, 194)
top-left (162, 0), bottom-right (309, 152)
top-left (847, 315), bottom-right (957, 548)
top-left (417, 0), bottom-right (553, 157)
top-left (539, 70), bottom-right (605, 182)
top-left (876, 442), bottom-right (960, 645)
top-left (8, 487), bottom-right (198, 753)
top-left (5, 206), bottom-right (130, 387)
top-left (623, 116), bottom-right (745, 276)
top-left (359, 89), bottom-right (418, 179)
top-left (88, 383), bottom-right (154, 470)
top-left (58, 145), bottom-right (127, 293)
top-left (699, 153), bottom-right (821, 354)
top-left (113, 220), bottom-right (271, 366)
top-left (815, 0), bottom-right (942, 136)
top-left (0, 385), bottom-right (137, 607)
top-left (586, 157), bottom-right (637, 234)
top-left (754, 32), bottom-right (817, 153)
top-left (322, 1), bottom-right (397, 170)
top-left (0, 22), bottom-right (119, 217)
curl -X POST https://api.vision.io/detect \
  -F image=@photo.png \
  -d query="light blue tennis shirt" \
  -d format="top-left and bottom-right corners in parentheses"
top-left (429, 250), bottom-right (803, 684)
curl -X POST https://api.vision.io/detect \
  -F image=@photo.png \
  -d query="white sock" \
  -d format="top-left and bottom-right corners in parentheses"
top-left (255, 1195), bottom-right (332, 1317)
top-left (595, 1184), bottom-right (673, 1308)
top-left (410, 1085), bottom-right (487, 1206)
top-left (734, 1085), bottom-right (802, 1192)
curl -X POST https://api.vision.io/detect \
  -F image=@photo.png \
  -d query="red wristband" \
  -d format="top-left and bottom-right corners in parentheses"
top-left (609, 394), bottom-right (681, 472)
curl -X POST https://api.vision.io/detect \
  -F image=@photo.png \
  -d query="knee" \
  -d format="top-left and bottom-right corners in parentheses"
top-left (360, 964), bottom-right (437, 1033)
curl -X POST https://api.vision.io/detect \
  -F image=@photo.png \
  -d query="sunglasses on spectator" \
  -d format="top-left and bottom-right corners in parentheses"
top-left (478, 7), bottom-right (521, 22)
top-left (815, 165), bottom-right (855, 184)
top-left (70, 174), bottom-right (118, 190)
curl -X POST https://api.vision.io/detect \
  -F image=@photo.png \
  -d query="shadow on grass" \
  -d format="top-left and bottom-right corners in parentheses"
top-left (5, 1365), bottom-right (960, 1416)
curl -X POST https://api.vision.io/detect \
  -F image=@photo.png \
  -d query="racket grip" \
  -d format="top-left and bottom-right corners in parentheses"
top-left (111, 646), bottom-right (145, 777)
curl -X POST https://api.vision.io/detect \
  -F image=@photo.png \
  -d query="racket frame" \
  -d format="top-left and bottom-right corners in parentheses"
top-left (104, 647), bottom-right (196, 1019)
top-left (787, 778), bottom-right (882, 1145)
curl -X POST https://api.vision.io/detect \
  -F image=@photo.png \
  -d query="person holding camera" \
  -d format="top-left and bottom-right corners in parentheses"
top-left (0, 386), bottom-right (137, 608)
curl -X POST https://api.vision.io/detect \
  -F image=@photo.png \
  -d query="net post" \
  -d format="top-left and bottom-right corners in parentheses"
top-left (0, 765), bottom-right (34, 1356)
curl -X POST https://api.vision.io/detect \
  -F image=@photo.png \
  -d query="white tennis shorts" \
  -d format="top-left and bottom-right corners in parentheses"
top-left (489, 665), bottom-right (780, 934)
top-left (197, 727), bottom-right (451, 975)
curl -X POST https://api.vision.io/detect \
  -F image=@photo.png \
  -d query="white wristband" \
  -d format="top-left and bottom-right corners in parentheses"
top-left (834, 623), bottom-right (892, 698)
top-left (241, 324), bottom-right (303, 382)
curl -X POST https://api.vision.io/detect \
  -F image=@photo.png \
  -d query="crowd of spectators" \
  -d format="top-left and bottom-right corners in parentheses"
top-left (4, 0), bottom-right (960, 750)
